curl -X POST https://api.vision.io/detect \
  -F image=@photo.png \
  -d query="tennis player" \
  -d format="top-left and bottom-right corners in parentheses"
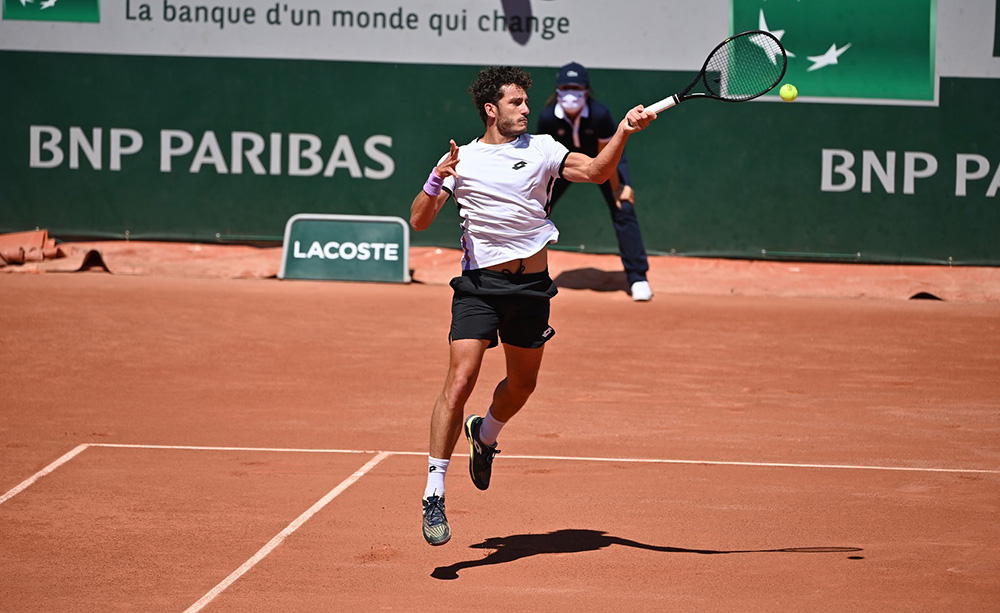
top-left (410, 66), bottom-right (655, 546)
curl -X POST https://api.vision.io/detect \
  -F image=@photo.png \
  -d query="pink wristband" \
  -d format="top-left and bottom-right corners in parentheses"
top-left (423, 170), bottom-right (444, 196)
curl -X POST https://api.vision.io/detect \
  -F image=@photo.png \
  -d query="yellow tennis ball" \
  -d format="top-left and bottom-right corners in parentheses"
top-left (780, 84), bottom-right (798, 102)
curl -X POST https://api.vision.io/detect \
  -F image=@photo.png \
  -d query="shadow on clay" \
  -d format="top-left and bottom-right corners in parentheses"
top-left (552, 268), bottom-right (629, 293)
top-left (431, 529), bottom-right (863, 580)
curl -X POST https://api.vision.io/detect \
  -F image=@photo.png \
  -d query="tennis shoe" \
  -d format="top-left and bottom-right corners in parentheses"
top-left (464, 415), bottom-right (500, 491)
top-left (422, 495), bottom-right (451, 546)
top-left (630, 280), bottom-right (653, 302)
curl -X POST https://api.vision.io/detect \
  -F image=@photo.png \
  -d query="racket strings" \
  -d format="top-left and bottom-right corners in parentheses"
top-left (704, 32), bottom-right (785, 101)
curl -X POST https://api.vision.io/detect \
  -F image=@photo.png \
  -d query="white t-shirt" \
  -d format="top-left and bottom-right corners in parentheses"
top-left (441, 134), bottom-right (570, 270)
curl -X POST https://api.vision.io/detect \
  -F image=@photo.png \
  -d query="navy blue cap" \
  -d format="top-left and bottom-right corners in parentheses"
top-left (556, 62), bottom-right (589, 86)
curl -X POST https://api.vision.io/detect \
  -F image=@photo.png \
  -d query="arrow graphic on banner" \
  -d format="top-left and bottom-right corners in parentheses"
top-left (758, 9), bottom-right (795, 58)
top-left (807, 43), bottom-right (852, 72)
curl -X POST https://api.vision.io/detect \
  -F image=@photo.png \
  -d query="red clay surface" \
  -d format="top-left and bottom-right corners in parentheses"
top-left (1, 245), bottom-right (999, 611)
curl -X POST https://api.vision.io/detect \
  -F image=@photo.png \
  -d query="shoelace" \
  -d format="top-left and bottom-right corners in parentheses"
top-left (424, 497), bottom-right (447, 524)
top-left (474, 437), bottom-right (500, 462)
top-left (485, 445), bottom-right (500, 463)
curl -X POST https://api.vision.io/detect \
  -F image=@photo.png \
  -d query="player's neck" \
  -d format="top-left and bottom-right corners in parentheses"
top-left (480, 127), bottom-right (520, 145)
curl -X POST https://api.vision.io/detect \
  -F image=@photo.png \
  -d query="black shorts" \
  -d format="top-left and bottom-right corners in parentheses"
top-left (449, 269), bottom-right (558, 349)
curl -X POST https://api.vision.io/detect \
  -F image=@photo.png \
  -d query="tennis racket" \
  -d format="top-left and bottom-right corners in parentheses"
top-left (646, 30), bottom-right (787, 113)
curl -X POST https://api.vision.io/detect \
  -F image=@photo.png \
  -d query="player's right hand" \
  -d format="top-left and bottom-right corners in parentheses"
top-left (435, 140), bottom-right (460, 179)
top-left (622, 106), bottom-right (657, 133)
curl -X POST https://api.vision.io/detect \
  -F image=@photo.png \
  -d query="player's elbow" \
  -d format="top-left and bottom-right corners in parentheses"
top-left (410, 214), bottom-right (430, 232)
top-left (589, 165), bottom-right (614, 185)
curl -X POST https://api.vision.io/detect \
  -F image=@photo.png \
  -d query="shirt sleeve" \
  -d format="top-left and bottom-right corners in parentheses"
top-left (539, 134), bottom-right (570, 178)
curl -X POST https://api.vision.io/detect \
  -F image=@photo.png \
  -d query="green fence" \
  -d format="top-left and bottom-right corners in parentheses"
top-left (2, 50), bottom-right (998, 264)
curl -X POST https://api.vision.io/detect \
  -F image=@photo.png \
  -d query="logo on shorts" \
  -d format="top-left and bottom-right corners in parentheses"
top-left (542, 327), bottom-right (554, 338)
top-left (512, 161), bottom-right (528, 170)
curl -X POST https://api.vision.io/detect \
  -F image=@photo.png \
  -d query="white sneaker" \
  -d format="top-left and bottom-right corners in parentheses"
top-left (630, 280), bottom-right (653, 302)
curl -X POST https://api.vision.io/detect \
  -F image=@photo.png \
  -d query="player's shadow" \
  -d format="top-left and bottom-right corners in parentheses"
top-left (553, 268), bottom-right (629, 293)
top-left (431, 529), bottom-right (862, 580)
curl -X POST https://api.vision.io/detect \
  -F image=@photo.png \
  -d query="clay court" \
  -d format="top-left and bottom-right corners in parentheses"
top-left (2, 245), bottom-right (999, 611)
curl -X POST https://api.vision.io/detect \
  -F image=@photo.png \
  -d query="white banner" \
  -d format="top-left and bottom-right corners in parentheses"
top-left (0, 0), bottom-right (728, 70)
top-left (2, 0), bottom-right (998, 77)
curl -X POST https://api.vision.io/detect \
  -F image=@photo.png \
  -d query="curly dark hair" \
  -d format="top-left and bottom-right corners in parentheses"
top-left (468, 66), bottom-right (533, 125)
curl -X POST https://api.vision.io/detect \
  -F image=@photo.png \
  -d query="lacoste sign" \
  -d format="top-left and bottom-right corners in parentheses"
top-left (279, 214), bottom-right (411, 283)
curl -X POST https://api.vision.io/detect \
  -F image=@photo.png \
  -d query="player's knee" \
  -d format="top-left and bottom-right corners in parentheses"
top-left (505, 376), bottom-right (538, 401)
top-left (444, 372), bottom-right (478, 406)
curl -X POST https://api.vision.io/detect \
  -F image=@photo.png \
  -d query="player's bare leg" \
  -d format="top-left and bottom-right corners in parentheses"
top-left (423, 338), bottom-right (489, 546)
top-left (429, 338), bottom-right (491, 459)
top-left (490, 344), bottom-right (545, 422)
top-left (465, 344), bottom-right (545, 490)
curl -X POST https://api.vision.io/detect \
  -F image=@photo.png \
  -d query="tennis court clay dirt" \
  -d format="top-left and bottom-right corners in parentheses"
top-left (1, 244), bottom-right (998, 611)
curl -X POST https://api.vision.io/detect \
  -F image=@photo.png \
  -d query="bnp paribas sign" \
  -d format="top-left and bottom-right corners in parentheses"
top-left (3, 0), bottom-right (99, 22)
top-left (732, 0), bottom-right (935, 104)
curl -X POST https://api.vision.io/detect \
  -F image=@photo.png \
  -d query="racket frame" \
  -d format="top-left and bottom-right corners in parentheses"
top-left (646, 30), bottom-right (786, 113)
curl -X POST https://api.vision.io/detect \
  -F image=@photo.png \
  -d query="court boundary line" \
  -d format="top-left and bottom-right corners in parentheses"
top-left (89, 443), bottom-right (1000, 474)
top-left (0, 443), bottom-right (1000, 504)
top-left (4, 441), bottom-right (998, 510)
top-left (183, 451), bottom-right (390, 613)
top-left (0, 444), bottom-right (89, 506)
top-left (1, 442), bottom-right (997, 608)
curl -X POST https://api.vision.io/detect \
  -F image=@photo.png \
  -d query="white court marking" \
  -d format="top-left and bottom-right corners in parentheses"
top-left (0, 444), bottom-right (89, 506)
top-left (88, 443), bottom-right (1000, 474)
top-left (1, 443), bottom-right (998, 608)
top-left (3, 440), bottom-right (998, 511)
top-left (182, 451), bottom-right (391, 613)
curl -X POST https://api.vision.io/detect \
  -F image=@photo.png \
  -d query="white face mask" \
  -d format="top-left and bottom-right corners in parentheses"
top-left (557, 89), bottom-right (586, 114)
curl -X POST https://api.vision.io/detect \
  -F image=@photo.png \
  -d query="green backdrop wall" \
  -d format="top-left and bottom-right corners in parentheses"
top-left (2, 50), bottom-right (998, 264)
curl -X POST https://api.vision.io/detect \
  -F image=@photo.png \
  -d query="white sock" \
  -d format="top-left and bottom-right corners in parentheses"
top-left (478, 410), bottom-right (506, 447)
top-left (424, 456), bottom-right (449, 499)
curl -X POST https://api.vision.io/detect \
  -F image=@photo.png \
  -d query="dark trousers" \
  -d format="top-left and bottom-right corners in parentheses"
top-left (549, 178), bottom-right (650, 285)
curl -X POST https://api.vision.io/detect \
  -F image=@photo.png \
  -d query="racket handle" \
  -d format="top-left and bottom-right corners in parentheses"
top-left (646, 95), bottom-right (679, 114)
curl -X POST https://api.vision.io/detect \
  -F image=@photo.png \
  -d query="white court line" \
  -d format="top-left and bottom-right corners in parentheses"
top-left (183, 451), bottom-right (391, 613)
top-left (89, 443), bottom-right (1000, 475)
top-left (498, 453), bottom-right (1000, 475)
top-left (91, 443), bottom-right (378, 455)
top-left (3, 443), bottom-right (995, 511)
top-left (0, 444), bottom-right (90, 506)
